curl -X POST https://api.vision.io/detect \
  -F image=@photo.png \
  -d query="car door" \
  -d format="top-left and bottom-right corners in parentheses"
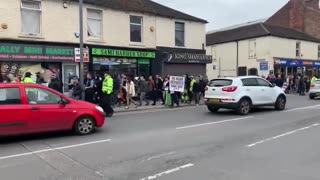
top-left (256, 78), bottom-right (277, 104)
top-left (0, 87), bottom-right (30, 136)
top-left (241, 78), bottom-right (262, 105)
top-left (24, 86), bottom-right (73, 132)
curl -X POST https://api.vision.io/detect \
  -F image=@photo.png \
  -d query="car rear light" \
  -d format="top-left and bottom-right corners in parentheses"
top-left (205, 86), bottom-right (208, 91)
top-left (310, 84), bottom-right (315, 89)
top-left (222, 86), bottom-right (238, 92)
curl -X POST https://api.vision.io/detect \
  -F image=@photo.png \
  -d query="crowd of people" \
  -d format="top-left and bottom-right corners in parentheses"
top-left (265, 73), bottom-right (318, 96)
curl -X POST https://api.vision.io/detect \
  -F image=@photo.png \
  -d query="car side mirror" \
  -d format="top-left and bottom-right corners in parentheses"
top-left (271, 83), bottom-right (276, 87)
top-left (59, 98), bottom-right (69, 105)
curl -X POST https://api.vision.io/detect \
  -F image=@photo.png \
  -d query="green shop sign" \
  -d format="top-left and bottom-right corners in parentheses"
top-left (92, 48), bottom-right (156, 59)
top-left (0, 43), bottom-right (75, 61)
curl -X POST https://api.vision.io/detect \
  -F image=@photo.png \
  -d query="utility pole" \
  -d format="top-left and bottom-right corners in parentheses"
top-left (79, 0), bottom-right (85, 100)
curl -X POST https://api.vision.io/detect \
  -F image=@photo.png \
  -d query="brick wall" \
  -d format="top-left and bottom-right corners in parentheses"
top-left (267, 0), bottom-right (320, 38)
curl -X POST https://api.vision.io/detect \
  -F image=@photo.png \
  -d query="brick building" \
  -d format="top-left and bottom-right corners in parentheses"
top-left (266, 0), bottom-right (320, 39)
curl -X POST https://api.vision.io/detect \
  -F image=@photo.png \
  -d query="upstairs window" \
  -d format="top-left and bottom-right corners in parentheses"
top-left (130, 16), bottom-right (143, 43)
top-left (296, 42), bottom-right (301, 57)
top-left (248, 40), bottom-right (256, 58)
top-left (87, 9), bottom-right (102, 39)
top-left (21, 0), bottom-right (41, 35)
top-left (175, 22), bottom-right (185, 47)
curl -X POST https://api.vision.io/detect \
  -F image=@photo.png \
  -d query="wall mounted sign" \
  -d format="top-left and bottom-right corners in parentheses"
top-left (74, 48), bottom-right (89, 62)
top-left (274, 58), bottom-right (320, 67)
top-left (0, 43), bottom-right (75, 62)
top-left (165, 53), bottom-right (212, 64)
top-left (259, 61), bottom-right (268, 71)
top-left (92, 48), bottom-right (156, 59)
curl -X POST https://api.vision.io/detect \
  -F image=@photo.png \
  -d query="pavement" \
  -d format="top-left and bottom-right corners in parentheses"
top-left (1, 94), bottom-right (320, 180)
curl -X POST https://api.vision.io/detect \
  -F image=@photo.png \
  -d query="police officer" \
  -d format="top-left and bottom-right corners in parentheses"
top-left (22, 72), bottom-right (35, 83)
top-left (101, 72), bottom-right (114, 117)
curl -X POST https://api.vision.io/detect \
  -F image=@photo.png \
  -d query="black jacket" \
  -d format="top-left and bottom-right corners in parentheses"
top-left (49, 81), bottom-right (61, 92)
top-left (73, 83), bottom-right (83, 97)
top-left (155, 79), bottom-right (163, 90)
top-left (193, 82), bottom-right (202, 93)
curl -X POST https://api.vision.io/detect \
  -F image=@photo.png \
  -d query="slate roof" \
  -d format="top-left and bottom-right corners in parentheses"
top-left (73, 0), bottom-right (207, 23)
top-left (206, 23), bottom-right (320, 45)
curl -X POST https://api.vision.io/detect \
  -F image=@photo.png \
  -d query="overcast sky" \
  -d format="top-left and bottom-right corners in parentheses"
top-left (155, 0), bottom-right (290, 31)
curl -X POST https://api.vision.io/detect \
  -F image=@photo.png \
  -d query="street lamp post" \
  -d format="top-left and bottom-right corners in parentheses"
top-left (79, 0), bottom-right (85, 100)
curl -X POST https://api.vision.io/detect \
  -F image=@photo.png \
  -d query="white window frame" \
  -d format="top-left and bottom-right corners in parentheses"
top-left (248, 39), bottom-right (256, 59)
top-left (296, 42), bottom-right (301, 57)
top-left (175, 22), bottom-right (185, 47)
top-left (129, 15), bottom-right (143, 43)
top-left (87, 8), bottom-right (103, 39)
top-left (20, 0), bottom-right (42, 35)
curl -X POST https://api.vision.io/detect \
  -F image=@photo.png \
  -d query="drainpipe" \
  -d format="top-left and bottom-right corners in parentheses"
top-left (236, 41), bottom-right (239, 76)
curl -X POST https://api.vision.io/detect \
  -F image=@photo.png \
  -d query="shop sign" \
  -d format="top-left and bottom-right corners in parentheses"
top-left (74, 48), bottom-right (89, 62)
top-left (0, 43), bottom-right (75, 61)
top-left (259, 61), bottom-right (268, 71)
top-left (166, 53), bottom-right (212, 64)
top-left (92, 48), bottom-right (155, 59)
top-left (274, 58), bottom-right (320, 67)
top-left (138, 59), bottom-right (150, 65)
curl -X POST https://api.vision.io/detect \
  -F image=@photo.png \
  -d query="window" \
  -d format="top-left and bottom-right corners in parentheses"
top-left (208, 79), bottom-right (233, 87)
top-left (241, 78), bottom-right (258, 86)
top-left (296, 42), bottom-right (301, 57)
top-left (0, 88), bottom-right (21, 105)
top-left (130, 16), bottom-right (143, 43)
top-left (25, 88), bottom-right (61, 105)
top-left (318, 45), bottom-right (320, 59)
top-left (257, 78), bottom-right (271, 87)
top-left (21, 0), bottom-right (41, 35)
top-left (175, 22), bottom-right (185, 47)
top-left (87, 9), bottom-right (102, 39)
top-left (249, 40), bottom-right (256, 58)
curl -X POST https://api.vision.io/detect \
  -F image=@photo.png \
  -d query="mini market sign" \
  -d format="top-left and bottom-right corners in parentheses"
top-left (92, 48), bottom-right (156, 59)
top-left (0, 43), bottom-right (75, 61)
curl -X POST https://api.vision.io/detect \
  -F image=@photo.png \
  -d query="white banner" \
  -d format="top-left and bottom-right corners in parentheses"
top-left (75, 48), bottom-right (89, 62)
top-left (169, 76), bottom-right (185, 92)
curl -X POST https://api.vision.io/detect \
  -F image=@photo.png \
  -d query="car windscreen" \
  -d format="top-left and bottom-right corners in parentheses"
top-left (208, 79), bottom-right (233, 87)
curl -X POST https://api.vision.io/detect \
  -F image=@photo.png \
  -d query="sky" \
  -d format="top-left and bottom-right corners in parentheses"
top-left (155, 0), bottom-right (290, 31)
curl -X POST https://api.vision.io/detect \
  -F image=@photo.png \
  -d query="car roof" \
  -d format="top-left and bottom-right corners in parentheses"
top-left (0, 83), bottom-right (45, 88)
top-left (211, 76), bottom-right (261, 80)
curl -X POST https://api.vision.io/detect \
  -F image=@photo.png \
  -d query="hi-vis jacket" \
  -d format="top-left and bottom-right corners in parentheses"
top-left (102, 75), bottom-right (113, 95)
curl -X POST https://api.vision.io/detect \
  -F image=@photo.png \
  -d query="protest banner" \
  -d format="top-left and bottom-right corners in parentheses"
top-left (169, 76), bottom-right (185, 92)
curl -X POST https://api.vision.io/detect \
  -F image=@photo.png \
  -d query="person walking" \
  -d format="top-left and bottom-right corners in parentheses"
top-left (305, 76), bottom-right (311, 93)
top-left (149, 76), bottom-right (156, 105)
top-left (101, 72), bottom-right (114, 117)
top-left (138, 76), bottom-right (149, 106)
top-left (85, 73), bottom-right (95, 103)
top-left (72, 78), bottom-right (83, 100)
top-left (153, 75), bottom-right (164, 105)
top-left (125, 77), bottom-right (138, 109)
top-left (163, 77), bottom-right (172, 106)
top-left (193, 77), bottom-right (202, 106)
top-left (299, 75), bottom-right (305, 96)
top-left (189, 76), bottom-right (196, 104)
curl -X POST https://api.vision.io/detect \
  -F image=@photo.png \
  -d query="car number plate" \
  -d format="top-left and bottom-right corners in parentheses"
top-left (209, 98), bottom-right (220, 103)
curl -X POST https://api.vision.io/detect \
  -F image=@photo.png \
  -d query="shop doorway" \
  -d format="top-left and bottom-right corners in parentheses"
top-left (62, 63), bottom-right (79, 94)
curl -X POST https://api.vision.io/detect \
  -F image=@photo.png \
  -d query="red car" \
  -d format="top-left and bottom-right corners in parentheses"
top-left (0, 83), bottom-right (105, 136)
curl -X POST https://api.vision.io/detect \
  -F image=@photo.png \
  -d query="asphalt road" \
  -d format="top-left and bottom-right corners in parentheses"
top-left (1, 95), bottom-right (320, 180)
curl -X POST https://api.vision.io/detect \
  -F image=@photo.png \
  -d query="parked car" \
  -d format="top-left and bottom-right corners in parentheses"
top-left (309, 80), bottom-right (320, 99)
top-left (0, 83), bottom-right (105, 136)
top-left (204, 76), bottom-right (286, 115)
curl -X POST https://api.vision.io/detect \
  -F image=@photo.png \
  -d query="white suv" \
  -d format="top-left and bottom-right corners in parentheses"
top-left (204, 76), bottom-right (286, 115)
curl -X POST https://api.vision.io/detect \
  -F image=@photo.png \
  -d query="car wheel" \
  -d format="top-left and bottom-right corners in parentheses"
top-left (208, 106), bottom-right (220, 113)
top-left (309, 95), bottom-right (315, 100)
top-left (275, 95), bottom-right (286, 110)
top-left (74, 116), bottom-right (96, 135)
top-left (237, 99), bottom-right (251, 115)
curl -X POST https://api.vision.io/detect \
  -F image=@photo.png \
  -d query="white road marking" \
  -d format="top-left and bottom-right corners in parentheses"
top-left (176, 116), bottom-right (254, 130)
top-left (284, 104), bottom-right (320, 112)
top-left (139, 163), bottom-right (194, 180)
top-left (0, 139), bottom-right (111, 161)
top-left (146, 151), bottom-right (176, 161)
top-left (247, 124), bottom-right (319, 147)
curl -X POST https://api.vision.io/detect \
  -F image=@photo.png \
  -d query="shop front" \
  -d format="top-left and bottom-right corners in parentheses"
top-left (90, 47), bottom-right (156, 78)
top-left (156, 47), bottom-right (212, 76)
top-left (0, 42), bottom-right (80, 93)
top-left (274, 58), bottom-right (320, 77)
